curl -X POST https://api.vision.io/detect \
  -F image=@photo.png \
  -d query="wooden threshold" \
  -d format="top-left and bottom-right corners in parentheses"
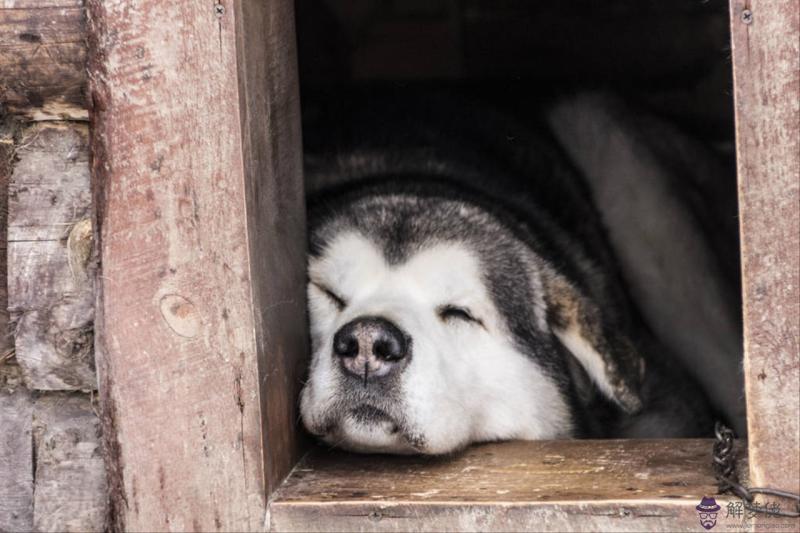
top-left (268, 439), bottom-right (745, 532)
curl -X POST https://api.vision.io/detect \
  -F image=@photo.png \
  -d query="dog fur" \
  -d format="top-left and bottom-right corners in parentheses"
top-left (298, 90), bottom-right (742, 454)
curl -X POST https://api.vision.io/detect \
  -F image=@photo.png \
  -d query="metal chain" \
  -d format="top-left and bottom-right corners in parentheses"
top-left (713, 421), bottom-right (800, 518)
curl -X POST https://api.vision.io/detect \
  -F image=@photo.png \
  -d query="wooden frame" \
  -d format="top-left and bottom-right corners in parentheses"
top-left (729, 0), bottom-right (800, 499)
top-left (270, 3), bottom-right (798, 531)
top-left (93, 0), bottom-right (798, 531)
top-left (86, 1), bottom-right (306, 530)
top-left (1, 0), bottom-right (793, 530)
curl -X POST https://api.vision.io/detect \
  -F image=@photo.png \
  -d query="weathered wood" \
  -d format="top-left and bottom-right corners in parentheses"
top-left (1, 386), bottom-right (107, 533)
top-left (0, 349), bottom-right (24, 390)
top-left (32, 393), bottom-right (106, 532)
top-left (269, 439), bottom-right (745, 532)
top-left (7, 122), bottom-right (95, 391)
top-left (236, 0), bottom-right (310, 497)
top-left (0, 0), bottom-right (87, 120)
top-left (1, 118), bottom-right (13, 361)
top-left (0, 385), bottom-right (34, 533)
top-left (86, 0), bottom-right (307, 530)
top-left (729, 0), bottom-right (800, 504)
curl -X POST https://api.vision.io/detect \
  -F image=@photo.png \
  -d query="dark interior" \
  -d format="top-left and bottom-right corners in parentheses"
top-left (295, 0), bottom-right (740, 281)
top-left (296, 1), bottom-right (735, 139)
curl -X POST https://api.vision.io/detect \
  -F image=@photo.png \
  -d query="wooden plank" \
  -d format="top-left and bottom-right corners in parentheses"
top-left (729, 0), bottom-right (800, 501)
top-left (7, 122), bottom-right (95, 391)
top-left (1, 1), bottom-right (82, 7)
top-left (86, 0), bottom-right (307, 530)
top-left (32, 393), bottom-right (107, 533)
top-left (1, 384), bottom-right (106, 532)
top-left (269, 440), bottom-right (745, 532)
top-left (0, 385), bottom-right (34, 533)
top-left (1, 119), bottom-right (13, 364)
top-left (236, 0), bottom-right (309, 496)
top-left (0, 2), bottom-right (87, 119)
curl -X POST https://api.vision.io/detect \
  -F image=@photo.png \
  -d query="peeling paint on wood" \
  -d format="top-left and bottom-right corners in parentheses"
top-left (7, 123), bottom-right (95, 391)
top-left (86, 0), bottom-right (307, 530)
top-left (729, 0), bottom-right (800, 501)
top-left (269, 440), bottom-right (747, 532)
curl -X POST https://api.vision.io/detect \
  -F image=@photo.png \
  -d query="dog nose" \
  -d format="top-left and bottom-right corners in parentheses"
top-left (333, 317), bottom-right (409, 380)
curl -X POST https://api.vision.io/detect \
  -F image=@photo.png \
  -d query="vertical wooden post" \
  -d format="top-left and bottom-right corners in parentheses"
top-left (729, 0), bottom-right (800, 497)
top-left (86, 0), bottom-right (307, 530)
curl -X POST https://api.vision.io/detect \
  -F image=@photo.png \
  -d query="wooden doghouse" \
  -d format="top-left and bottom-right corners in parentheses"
top-left (0, 1), bottom-right (797, 531)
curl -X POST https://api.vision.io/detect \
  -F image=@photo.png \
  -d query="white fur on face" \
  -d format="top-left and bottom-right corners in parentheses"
top-left (300, 231), bottom-right (572, 454)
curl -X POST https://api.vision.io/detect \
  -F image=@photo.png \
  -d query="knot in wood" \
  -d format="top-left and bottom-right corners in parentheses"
top-left (159, 294), bottom-right (201, 338)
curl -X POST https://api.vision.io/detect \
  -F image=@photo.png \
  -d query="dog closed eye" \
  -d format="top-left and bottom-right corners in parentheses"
top-left (438, 304), bottom-right (482, 326)
top-left (312, 282), bottom-right (347, 310)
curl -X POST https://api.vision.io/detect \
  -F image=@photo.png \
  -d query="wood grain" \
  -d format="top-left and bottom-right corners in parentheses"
top-left (86, 0), bottom-right (307, 530)
top-left (0, 385), bottom-right (34, 533)
top-left (0, 1), bottom-right (87, 119)
top-left (729, 0), bottom-right (800, 502)
top-left (269, 439), bottom-right (745, 532)
top-left (235, 0), bottom-right (309, 502)
top-left (32, 393), bottom-right (107, 532)
top-left (1, 119), bottom-right (12, 363)
top-left (0, 388), bottom-right (106, 533)
top-left (7, 122), bottom-right (95, 391)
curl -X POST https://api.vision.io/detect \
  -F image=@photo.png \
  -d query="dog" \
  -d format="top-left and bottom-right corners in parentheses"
top-left (298, 90), bottom-right (744, 455)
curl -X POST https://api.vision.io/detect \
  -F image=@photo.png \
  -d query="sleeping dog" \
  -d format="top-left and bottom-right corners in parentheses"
top-left (299, 91), bottom-right (744, 454)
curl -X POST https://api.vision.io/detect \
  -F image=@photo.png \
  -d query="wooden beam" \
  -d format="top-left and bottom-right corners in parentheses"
top-left (0, 384), bottom-right (106, 532)
top-left (86, 0), bottom-right (307, 530)
top-left (729, 0), bottom-right (800, 499)
top-left (269, 439), bottom-right (745, 532)
top-left (1, 119), bottom-right (13, 364)
top-left (0, 385), bottom-right (34, 532)
top-left (0, 0), bottom-right (87, 120)
top-left (7, 122), bottom-right (95, 391)
top-left (32, 393), bottom-right (107, 532)
top-left (235, 0), bottom-right (310, 494)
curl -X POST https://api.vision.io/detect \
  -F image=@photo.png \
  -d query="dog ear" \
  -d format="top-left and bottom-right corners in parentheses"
top-left (544, 274), bottom-right (645, 414)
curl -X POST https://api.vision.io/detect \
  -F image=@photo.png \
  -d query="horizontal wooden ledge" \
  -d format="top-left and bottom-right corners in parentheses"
top-left (268, 439), bottom-right (747, 532)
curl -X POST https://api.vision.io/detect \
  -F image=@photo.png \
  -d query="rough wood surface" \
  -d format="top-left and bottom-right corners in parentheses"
top-left (1, 119), bottom-right (12, 361)
top-left (729, 0), bottom-right (800, 501)
top-left (0, 0), bottom-right (88, 120)
top-left (32, 393), bottom-right (106, 532)
top-left (7, 122), bottom-right (95, 390)
top-left (0, 385), bottom-right (34, 533)
top-left (236, 0), bottom-right (310, 501)
top-left (1, 385), bottom-right (105, 533)
top-left (269, 439), bottom-right (745, 532)
top-left (86, 0), bottom-right (307, 530)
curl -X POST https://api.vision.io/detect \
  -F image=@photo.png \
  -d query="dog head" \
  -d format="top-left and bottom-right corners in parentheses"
top-left (300, 187), bottom-right (644, 454)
